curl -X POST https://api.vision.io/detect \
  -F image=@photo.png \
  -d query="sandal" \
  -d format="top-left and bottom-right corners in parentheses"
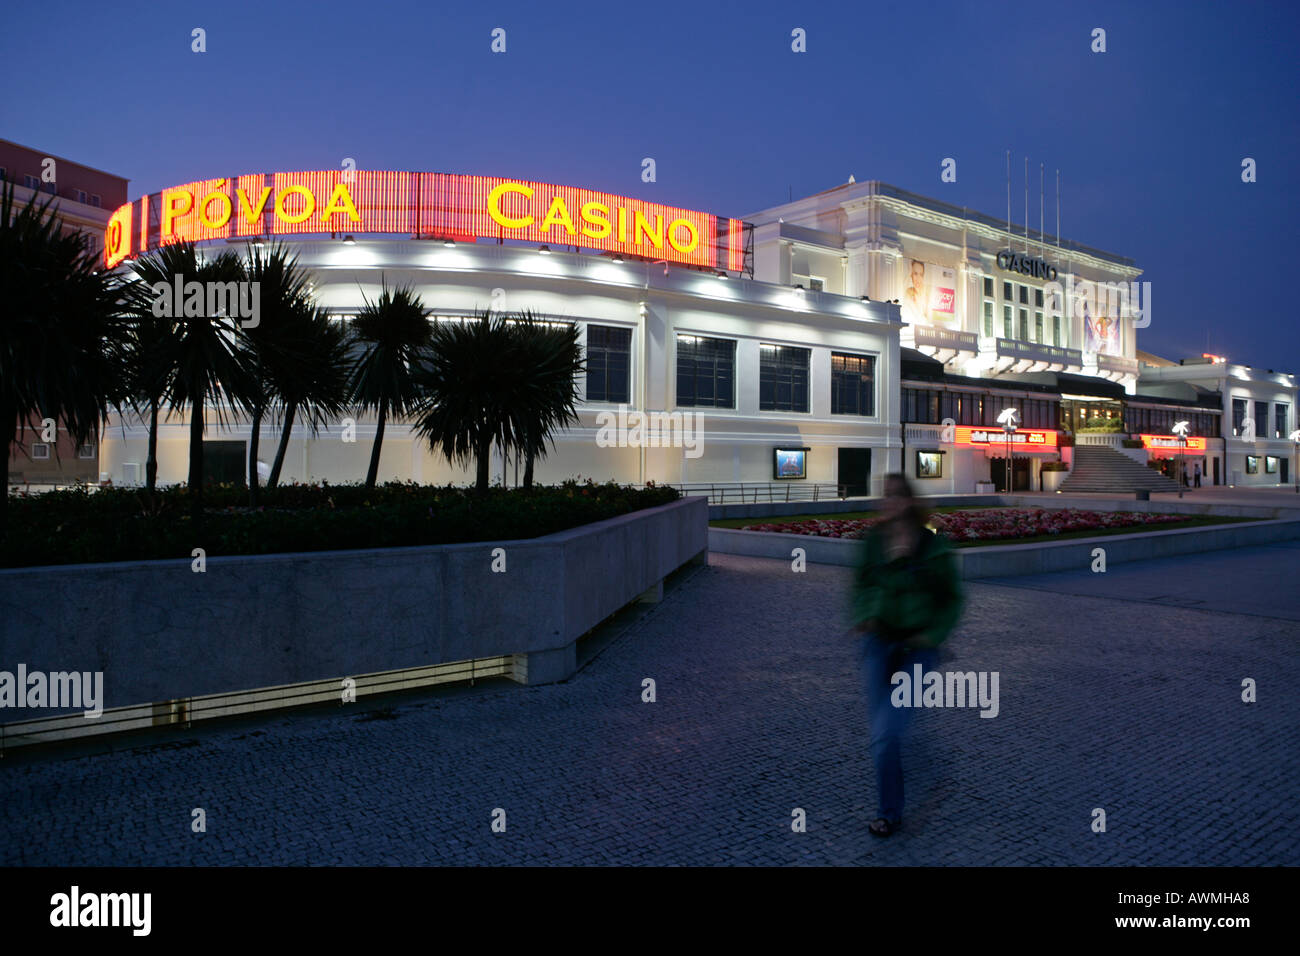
top-left (869, 817), bottom-right (901, 838)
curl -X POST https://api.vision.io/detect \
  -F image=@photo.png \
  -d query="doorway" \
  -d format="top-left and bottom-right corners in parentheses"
top-left (838, 447), bottom-right (872, 497)
top-left (203, 440), bottom-right (247, 488)
top-left (1281, 458), bottom-right (1289, 484)
top-left (989, 456), bottom-right (1031, 492)
top-left (1213, 457), bottom-right (1220, 486)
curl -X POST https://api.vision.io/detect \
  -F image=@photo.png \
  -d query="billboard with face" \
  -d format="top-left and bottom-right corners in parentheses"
top-left (899, 259), bottom-right (957, 327)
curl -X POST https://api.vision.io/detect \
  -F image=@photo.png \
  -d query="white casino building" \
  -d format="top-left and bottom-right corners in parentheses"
top-left (96, 171), bottom-right (1297, 495)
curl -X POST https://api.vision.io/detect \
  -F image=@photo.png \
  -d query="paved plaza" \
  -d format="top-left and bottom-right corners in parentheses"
top-left (2, 541), bottom-right (1298, 866)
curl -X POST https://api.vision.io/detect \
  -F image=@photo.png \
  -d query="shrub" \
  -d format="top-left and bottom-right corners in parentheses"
top-left (0, 480), bottom-right (680, 569)
top-left (1121, 438), bottom-right (1144, 448)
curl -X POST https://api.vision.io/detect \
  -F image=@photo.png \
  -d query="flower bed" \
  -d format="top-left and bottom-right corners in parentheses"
top-left (740, 508), bottom-right (1190, 542)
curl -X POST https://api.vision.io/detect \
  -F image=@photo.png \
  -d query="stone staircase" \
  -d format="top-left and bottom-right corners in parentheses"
top-left (1059, 444), bottom-right (1183, 494)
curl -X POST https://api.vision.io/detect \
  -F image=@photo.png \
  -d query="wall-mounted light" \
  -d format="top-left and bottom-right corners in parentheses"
top-left (715, 271), bottom-right (727, 280)
top-left (611, 253), bottom-right (624, 263)
top-left (860, 295), bottom-right (870, 302)
top-left (443, 237), bottom-right (456, 247)
top-left (538, 245), bottom-right (551, 255)
top-left (342, 235), bottom-right (355, 245)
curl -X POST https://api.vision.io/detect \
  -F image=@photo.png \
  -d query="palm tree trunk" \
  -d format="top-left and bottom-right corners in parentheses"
top-left (145, 399), bottom-right (159, 493)
top-left (475, 433), bottom-right (491, 495)
top-left (248, 401), bottom-right (264, 506)
top-left (0, 397), bottom-right (14, 534)
top-left (268, 398), bottom-right (297, 488)
top-left (365, 399), bottom-right (387, 489)
top-left (188, 399), bottom-right (205, 521)
top-left (523, 445), bottom-right (535, 489)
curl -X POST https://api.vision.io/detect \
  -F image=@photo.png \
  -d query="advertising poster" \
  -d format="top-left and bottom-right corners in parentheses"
top-left (1082, 298), bottom-right (1122, 355)
top-left (900, 259), bottom-right (957, 327)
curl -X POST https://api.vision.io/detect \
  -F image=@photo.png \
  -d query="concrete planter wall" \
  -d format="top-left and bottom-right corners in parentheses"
top-left (1041, 470), bottom-right (1067, 493)
top-left (0, 497), bottom-right (707, 716)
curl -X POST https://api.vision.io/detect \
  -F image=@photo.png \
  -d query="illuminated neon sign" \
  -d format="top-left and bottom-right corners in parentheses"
top-left (954, 427), bottom-right (1058, 449)
top-left (103, 171), bottom-right (748, 273)
top-left (1138, 434), bottom-right (1206, 453)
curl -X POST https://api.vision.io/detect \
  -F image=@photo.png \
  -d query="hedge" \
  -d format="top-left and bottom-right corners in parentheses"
top-left (0, 480), bottom-right (680, 569)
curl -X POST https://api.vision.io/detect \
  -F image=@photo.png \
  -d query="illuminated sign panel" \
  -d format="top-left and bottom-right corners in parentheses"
top-left (1138, 434), bottom-right (1207, 453)
top-left (954, 426), bottom-right (1058, 449)
top-left (104, 171), bottom-right (748, 272)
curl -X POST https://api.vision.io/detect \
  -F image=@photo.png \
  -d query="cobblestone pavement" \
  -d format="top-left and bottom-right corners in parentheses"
top-left (3, 544), bottom-right (1297, 866)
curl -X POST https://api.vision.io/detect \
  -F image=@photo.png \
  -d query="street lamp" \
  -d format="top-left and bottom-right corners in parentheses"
top-left (1291, 429), bottom-right (1300, 493)
top-left (998, 407), bottom-right (1019, 493)
top-left (1172, 420), bottom-right (1189, 498)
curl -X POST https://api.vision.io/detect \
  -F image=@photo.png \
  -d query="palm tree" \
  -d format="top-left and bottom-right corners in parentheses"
top-left (348, 282), bottom-right (434, 489)
top-left (415, 309), bottom-right (522, 495)
top-left (508, 311), bottom-right (583, 489)
top-left (0, 181), bottom-right (128, 531)
top-left (239, 243), bottom-right (315, 504)
top-left (266, 302), bottom-right (350, 487)
top-left (148, 243), bottom-right (257, 520)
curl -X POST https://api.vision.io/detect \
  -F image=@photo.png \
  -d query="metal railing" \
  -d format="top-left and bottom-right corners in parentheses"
top-left (659, 482), bottom-right (847, 505)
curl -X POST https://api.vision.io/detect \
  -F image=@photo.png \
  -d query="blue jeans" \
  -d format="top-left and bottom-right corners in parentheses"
top-left (860, 633), bottom-right (939, 822)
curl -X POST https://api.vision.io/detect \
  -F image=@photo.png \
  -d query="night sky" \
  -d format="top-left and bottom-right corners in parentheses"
top-left (3, 0), bottom-right (1297, 369)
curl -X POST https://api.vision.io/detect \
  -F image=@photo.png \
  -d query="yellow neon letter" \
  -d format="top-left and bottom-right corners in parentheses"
top-left (667, 218), bottom-right (699, 255)
top-left (634, 211), bottom-right (664, 249)
top-left (276, 184), bottom-right (316, 224)
top-left (237, 187), bottom-right (272, 225)
top-left (198, 191), bottom-right (232, 230)
top-left (487, 182), bottom-right (534, 229)
top-left (320, 183), bottom-right (361, 223)
top-left (541, 196), bottom-right (576, 235)
top-left (161, 189), bottom-right (194, 237)
top-left (580, 201), bottom-right (611, 239)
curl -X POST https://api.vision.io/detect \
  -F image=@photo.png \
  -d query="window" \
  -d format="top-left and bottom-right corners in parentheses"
top-left (982, 300), bottom-right (993, 338)
top-left (0, 167), bottom-right (7, 181)
top-left (1034, 311), bottom-right (1043, 344)
top-left (90, 194), bottom-right (101, 208)
top-left (1232, 398), bottom-right (1247, 436)
top-left (32, 443), bottom-right (50, 460)
top-left (676, 335), bottom-right (735, 408)
top-left (76, 189), bottom-right (88, 204)
top-left (1002, 281), bottom-right (1012, 302)
top-left (759, 345), bottom-right (810, 412)
top-left (1265, 456), bottom-right (1278, 474)
top-left (77, 443), bottom-right (96, 459)
top-left (1053, 315), bottom-right (1061, 347)
top-left (1246, 455), bottom-right (1259, 474)
top-left (902, 388), bottom-right (941, 423)
top-left (585, 325), bottom-right (632, 403)
top-left (1277, 404), bottom-right (1290, 439)
top-left (983, 277), bottom-right (993, 298)
top-left (24, 174), bottom-right (39, 189)
top-left (1255, 401), bottom-right (1269, 438)
top-left (1034, 288), bottom-right (1044, 308)
top-left (1003, 305), bottom-right (1013, 339)
top-left (831, 352), bottom-right (875, 416)
top-left (1018, 309), bottom-right (1029, 340)
top-left (1018, 285), bottom-right (1028, 305)
top-left (916, 451), bottom-right (943, 478)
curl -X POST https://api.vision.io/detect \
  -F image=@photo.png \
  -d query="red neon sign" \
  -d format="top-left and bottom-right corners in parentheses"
top-left (104, 171), bottom-right (749, 273)
top-left (1138, 434), bottom-right (1206, 453)
top-left (953, 426), bottom-right (1058, 449)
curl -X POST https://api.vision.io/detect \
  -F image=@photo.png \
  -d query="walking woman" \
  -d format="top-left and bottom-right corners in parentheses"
top-left (853, 473), bottom-right (964, 837)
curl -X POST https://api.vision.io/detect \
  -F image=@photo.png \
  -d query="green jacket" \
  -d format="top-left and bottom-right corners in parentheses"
top-left (852, 526), bottom-right (963, 645)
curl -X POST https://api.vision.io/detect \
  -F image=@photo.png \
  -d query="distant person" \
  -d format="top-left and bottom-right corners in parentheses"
top-left (852, 473), bottom-right (964, 838)
top-left (1194, 462), bottom-right (1202, 488)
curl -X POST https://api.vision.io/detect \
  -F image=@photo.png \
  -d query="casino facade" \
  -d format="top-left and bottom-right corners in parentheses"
top-left (95, 171), bottom-right (1298, 495)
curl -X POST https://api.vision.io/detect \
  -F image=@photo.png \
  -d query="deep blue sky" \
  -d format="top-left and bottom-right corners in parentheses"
top-left (3, 0), bottom-right (1298, 369)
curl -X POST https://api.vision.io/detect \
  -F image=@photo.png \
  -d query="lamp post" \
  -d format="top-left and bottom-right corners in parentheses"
top-left (1172, 421), bottom-right (1189, 499)
top-left (1291, 429), bottom-right (1300, 493)
top-left (998, 407), bottom-right (1019, 492)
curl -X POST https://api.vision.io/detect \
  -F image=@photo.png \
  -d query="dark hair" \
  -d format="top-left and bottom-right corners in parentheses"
top-left (882, 471), bottom-right (928, 536)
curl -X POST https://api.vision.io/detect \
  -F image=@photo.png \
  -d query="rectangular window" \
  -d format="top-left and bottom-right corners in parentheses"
top-left (585, 324), bottom-right (632, 403)
top-left (90, 194), bottom-right (101, 208)
top-left (1018, 285), bottom-right (1029, 305)
top-left (76, 189), bottom-right (88, 204)
top-left (983, 276), bottom-right (993, 298)
top-left (982, 300), bottom-right (993, 337)
top-left (1003, 305), bottom-right (1013, 339)
top-left (1277, 404), bottom-right (1289, 439)
top-left (1034, 311), bottom-right (1044, 344)
top-left (916, 451), bottom-right (943, 479)
top-left (1018, 309), bottom-right (1029, 340)
top-left (1232, 398), bottom-right (1247, 436)
top-left (1255, 401), bottom-right (1268, 437)
top-left (31, 442), bottom-right (50, 460)
top-left (1002, 281), bottom-right (1012, 302)
top-left (1053, 314), bottom-right (1061, 347)
top-left (1034, 288), bottom-right (1044, 308)
top-left (676, 335), bottom-right (735, 409)
top-left (830, 352), bottom-right (875, 416)
top-left (1246, 455), bottom-right (1259, 474)
top-left (760, 345), bottom-right (810, 412)
top-left (77, 443), bottom-right (96, 459)
top-left (24, 174), bottom-right (39, 189)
